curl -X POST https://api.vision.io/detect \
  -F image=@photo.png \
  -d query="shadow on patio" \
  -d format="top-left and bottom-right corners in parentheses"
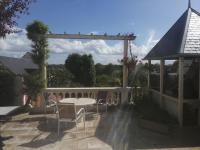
top-left (94, 105), bottom-right (200, 150)
top-left (18, 116), bottom-right (89, 149)
top-left (1, 105), bottom-right (200, 150)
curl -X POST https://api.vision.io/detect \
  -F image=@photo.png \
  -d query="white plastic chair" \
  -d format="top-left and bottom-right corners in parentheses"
top-left (43, 92), bottom-right (57, 123)
top-left (56, 103), bottom-right (85, 136)
top-left (96, 91), bottom-right (108, 113)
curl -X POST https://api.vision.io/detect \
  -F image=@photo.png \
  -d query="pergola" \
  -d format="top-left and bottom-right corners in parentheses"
top-left (144, 4), bottom-right (200, 126)
top-left (44, 33), bottom-right (136, 103)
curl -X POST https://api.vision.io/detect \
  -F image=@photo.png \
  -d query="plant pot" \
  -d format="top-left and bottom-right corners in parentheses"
top-left (32, 95), bottom-right (42, 108)
top-left (31, 100), bottom-right (36, 107)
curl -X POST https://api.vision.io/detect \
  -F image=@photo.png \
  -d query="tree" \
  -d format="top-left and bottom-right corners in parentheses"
top-left (96, 74), bottom-right (121, 87)
top-left (104, 63), bottom-right (114, 76)
top-left (81, 54), bottom-right (96, 86)
top-left (95, 63), bottom-right (122, 87)
top-left (96, 74), bottom-right (110, 87)
top-left (0, 66), bottom-right (15, 106)
top-left (65, 53), bottom-right (96, 87)
top-left (95, 63), bottom-right (104, 75)
top-left (129, 63), bottom-right (148, 87)
top-left (47, 64), bottom-right (73, 87)
top-left (25, 20), bottom-right (48, 104)
top-left (0, 0), bottom-right (34, 37)
top-left (65, 53), bottom-right (82, 84)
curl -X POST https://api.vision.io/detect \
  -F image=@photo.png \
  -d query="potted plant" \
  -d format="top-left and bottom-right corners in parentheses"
top-left (24, 72), bottom-right (44, 107)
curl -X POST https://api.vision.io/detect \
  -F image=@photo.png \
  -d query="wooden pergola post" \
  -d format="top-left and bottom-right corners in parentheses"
top-left (199, 60), bottom-right (200, 99)
top-left (160, 59), bottom-right (164, 108)
top-left (148, 60), bottom-right (151, 88)
top-left (44, 65), bottom-right (47, 88)
top-left (198, 60), bottom-right (200, 125)
top-left (122, 40), bottom-right (129, 104)
top-left (123, 40), bottom-right (128, 88)
top-left (44, 51), bottom-right (47, 88)
top-left (178, 57), bottom-right (184, 126)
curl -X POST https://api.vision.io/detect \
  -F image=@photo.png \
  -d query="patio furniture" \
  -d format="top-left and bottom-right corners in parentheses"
top-left (60, 98), bottom-right (96, 106)
top-left (43, 92), bottom-right (57, 123)
top-left (60, 98), bottom-right (96, 117)
top-left (56, 102), bottom-right (85, 136)
top-left (78, 98), bottom-right (97, 114)
top-left (59, 98), bottom-right (96, 116)
top-left (96, 91), bottom-right (108, 113)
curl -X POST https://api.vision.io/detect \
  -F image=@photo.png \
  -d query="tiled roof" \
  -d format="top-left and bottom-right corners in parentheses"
top-left (0, 53), bottom-right (38, 75)
top-left (144, 8), bottom-right (200, 60)
top-left (184, 9), bottom-right (200, 54)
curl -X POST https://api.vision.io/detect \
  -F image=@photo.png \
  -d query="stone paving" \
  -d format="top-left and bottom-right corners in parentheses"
top-left (1, 106), bottom-right (200, 150)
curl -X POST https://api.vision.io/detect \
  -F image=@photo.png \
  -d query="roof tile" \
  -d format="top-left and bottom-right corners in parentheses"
top-left (144, 8), bottom-right (200, 60)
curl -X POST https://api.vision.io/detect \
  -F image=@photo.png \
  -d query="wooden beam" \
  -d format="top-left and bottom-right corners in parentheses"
top-left (178, 57), bottom-right (184, 126)
top-left (46, 33), bottom-right (136, 41)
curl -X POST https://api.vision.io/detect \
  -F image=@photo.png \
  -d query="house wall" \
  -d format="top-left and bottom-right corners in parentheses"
top-left (162, 94), bottom-right (178, 118)
top-left (150, 89), bottom-right (179, 119)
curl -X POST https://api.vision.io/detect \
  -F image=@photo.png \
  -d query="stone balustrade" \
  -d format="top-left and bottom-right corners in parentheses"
top-left (44, 87), bottom-right (143, 106)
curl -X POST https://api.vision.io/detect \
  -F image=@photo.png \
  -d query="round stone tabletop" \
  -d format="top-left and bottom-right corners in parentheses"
top-left (59, 98), bottom-right (96, 106)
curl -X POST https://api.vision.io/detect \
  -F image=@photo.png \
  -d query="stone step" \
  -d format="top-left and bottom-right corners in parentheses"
top-left (3, 132), bottom-right (56, 145)
top-left (1, 129), bottom-right (40, 136)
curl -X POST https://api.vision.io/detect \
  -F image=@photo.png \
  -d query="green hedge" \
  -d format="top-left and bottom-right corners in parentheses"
top-left (0, 71), bottom-right (15, 106)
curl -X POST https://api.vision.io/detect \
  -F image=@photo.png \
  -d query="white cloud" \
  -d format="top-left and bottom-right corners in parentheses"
top-left (0, 29), bottom-right (31, 57)
top-left (130, 30), bottom-right (158, 60)
top-left (48, 39), bottom-right (123, 55)
top-left (88, 31), bottom-right (99, 35)
top-left (0, 28), bottom-right (158, 64)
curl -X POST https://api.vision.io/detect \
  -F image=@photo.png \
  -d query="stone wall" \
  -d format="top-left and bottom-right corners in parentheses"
top-left (150, 89), bottom-right (178, 120)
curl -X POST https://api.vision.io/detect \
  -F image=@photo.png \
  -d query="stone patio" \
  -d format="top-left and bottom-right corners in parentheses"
top-left (1, 106), bottom-right (200, 150)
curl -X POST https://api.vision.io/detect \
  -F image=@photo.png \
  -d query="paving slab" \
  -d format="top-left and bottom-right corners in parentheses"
top-left (1, 107), bottom-right (200, 150)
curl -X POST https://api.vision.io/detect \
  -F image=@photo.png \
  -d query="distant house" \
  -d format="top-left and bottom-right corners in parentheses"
top-left (0, 52), bottom-right (37, 106)
top-left (0, 52), bottom-right (37, 75)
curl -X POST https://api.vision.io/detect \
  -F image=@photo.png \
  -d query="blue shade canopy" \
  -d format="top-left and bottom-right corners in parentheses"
top-left (144, 7), bottom-right (200, 60)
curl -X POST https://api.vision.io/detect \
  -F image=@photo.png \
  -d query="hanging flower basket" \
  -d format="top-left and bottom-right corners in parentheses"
top-left (128, 60), bottom-right (137, 70)
top-left (120, 56), bottom-right (138, 72)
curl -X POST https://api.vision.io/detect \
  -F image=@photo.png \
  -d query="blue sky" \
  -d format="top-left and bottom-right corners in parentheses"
top-left (0, 0), bottom-right (200, 64)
